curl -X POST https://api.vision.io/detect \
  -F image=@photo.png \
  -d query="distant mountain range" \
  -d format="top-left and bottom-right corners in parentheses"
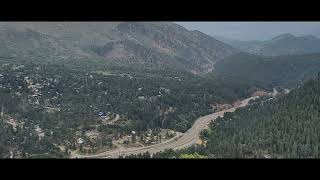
top-left (214, 33), bottom-right (320, 56)
top-left (2, 22), bottom-right (320, 75)
top-left (0, 22), bottom-right (238, 73)
top-left (213, 52), bottom-right (320, 88)
top-left (2, 22), bottom-right (320, 159)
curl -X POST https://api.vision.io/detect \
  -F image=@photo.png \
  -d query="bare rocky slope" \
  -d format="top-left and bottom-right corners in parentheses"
top-left (0, 22), bottom-right (238, 73)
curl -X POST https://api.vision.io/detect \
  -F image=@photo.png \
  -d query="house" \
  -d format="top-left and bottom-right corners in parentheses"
top-left (138, 96), bottom-right (145, 100)
top-left (38, 132), bottom-right (45, 140)
top-left (101, 116), bottom-right (108, 120)
top-left (145, 137), bottom-right (151, 143)
top-left (77, 138), bottom-right (84, 144)
top-left (24, 78), bottom-right (32, 84)
top-left (168, 130), bottom-right (175, 136)
top-left (7, 118), bottom-right (18, 131)
top-left (263, 154), bottom-right (271, 159)
top-left (160, 87), bottom-right (170, 93)
top-left (153, 135), bottom-right (158, 141)
top-left (35, 125), bottom-right (42, 133)
top-left (35, 125), bottom-right (45, 140)
top-left (98, 111), bottom-right (107, 117)
top-left (284, 89), bottom-right (290, 94)
top-left (98, 112), bottom-right (109, 122)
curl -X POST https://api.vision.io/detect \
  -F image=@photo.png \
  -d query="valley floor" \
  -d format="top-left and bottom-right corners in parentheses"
top-left (70, 96), bottom-right (259, 158)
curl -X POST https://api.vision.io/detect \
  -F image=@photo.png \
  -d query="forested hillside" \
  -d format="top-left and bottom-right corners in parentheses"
top-left (2, 22), bottom-right (320, 159)
top-left (214, 52), bottom-right (320, 88)
top-left (216, 33), bottom-right (320, 56)
top-left (0, 58), bottom-right (262, 158)
top-left (200, 77), bottom-right (320, 158)
top-left (127, 77), bottom-right (320, 158)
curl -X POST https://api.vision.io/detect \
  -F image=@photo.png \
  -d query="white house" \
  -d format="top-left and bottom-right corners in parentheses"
top-left (77, 138), bottom-right (84, 144)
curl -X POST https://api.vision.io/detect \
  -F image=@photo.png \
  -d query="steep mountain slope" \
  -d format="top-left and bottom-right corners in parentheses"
top-left (0, 22), bottom-right (238, 73)
top-left (131, 77), bottom-right (320, 158)
top-left (0, 24), bottom-right (94, 60)
top-left (0, 22), bottom-right (120, 47)
top-left (216, 33), bottom-right (320, 56)
top-left (198, 77), bottom-right (320, 158)
top-left (213, 52), bottom-right (320, 88)
top-left (107, 23), bottom-right (237, 72)
top-left (253, 34), bottom-right (320, 56)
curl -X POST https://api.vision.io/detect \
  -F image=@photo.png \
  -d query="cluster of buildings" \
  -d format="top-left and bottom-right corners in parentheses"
top-left (115, 129), bottom-right (176, 146)
top-left (24, 77), bottom-right (43, 97)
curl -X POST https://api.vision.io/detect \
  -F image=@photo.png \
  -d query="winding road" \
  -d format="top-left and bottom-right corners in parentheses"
top-left (71, 96), bottom-right (258, 159)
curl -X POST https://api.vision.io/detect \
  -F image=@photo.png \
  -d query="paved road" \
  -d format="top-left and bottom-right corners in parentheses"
top-left (71, 96), bottom-right (258, 159)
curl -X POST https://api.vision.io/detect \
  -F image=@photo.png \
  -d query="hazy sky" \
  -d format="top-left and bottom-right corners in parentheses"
top-left (175, 22), bottom-right (320, 41)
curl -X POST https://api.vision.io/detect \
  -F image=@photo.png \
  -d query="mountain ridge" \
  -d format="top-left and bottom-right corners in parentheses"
top-left (0, 22), bottom-right (238, 73)
top-left (215, 33), bottom-right (320, 56)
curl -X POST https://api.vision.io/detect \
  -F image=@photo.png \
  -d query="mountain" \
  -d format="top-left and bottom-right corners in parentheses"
top-left (133, 77), bottom-right (320, 158)
top-left (213, 35), bottom-right (264, 52)
top-left (0, 22), bottom-right (120, 47)
top-left (0, 22), bottom-right (237, 73)
top-left (4, 22), bottom-right (320, 159)
top-left (197, 77), bottom-right (320, 158)
top-left (254, 33), bottom-right (320, 56)
top-left (0, 24), bottom-right (93, 60)
top-left (215, 33), bottom-right (320, 56)
top-left (271, 33), bottom-right (295, 41)
top-left (213, 52), bottom-right (320, 88)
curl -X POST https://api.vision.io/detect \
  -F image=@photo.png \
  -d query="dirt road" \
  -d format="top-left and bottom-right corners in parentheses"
top-left (71, 96), bottom-right (258, 159)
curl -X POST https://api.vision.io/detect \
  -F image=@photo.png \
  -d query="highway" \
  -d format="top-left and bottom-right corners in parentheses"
top-left (71, 96), bottom-right (259, 159)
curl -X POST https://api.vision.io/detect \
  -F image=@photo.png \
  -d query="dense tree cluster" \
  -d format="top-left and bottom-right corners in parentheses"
top-left (0, 58), bottom-right (259, 158)
top-left (197, 78), bottom-right (320, 158)
top-left (127, 77), bottom-right (320, 159)
top-left (214, 52), bottom-right (320, 88)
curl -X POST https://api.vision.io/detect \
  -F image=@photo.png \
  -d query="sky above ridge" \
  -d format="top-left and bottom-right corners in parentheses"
top-left (175, 22), bottom-right (320, 41)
